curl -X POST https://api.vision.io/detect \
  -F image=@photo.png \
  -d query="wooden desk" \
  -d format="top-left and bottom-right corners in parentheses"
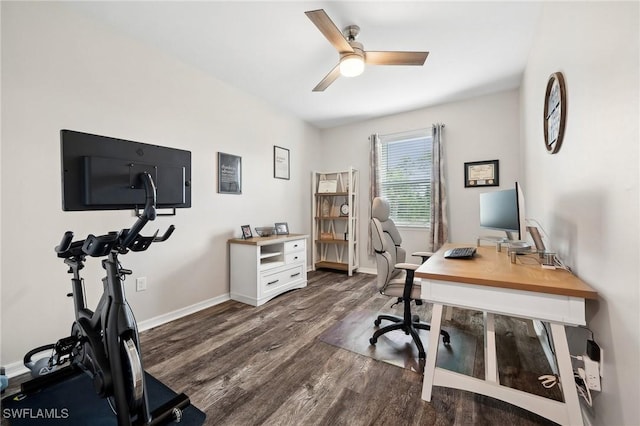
top-left (416, 244), bottom-right (597, 426)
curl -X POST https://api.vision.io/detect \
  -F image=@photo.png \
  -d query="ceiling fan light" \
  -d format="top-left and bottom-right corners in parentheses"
top-left (340, 54), bottom-right (364, 77)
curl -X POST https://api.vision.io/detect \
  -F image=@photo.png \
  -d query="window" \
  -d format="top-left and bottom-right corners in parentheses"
top-left (376, 129), bottom-right (432, 227)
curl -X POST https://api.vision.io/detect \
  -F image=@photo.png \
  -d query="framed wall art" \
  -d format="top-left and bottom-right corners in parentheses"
top-left (274, 146), bottom-right (290, 180)
top-left (464, 160), bottom-right (499, 187)
top-left (218, 152), bottom-right (242, 194)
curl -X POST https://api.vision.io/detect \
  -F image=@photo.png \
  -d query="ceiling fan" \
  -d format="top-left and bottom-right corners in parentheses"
top-left (305, 9), bottom-right (429, 92)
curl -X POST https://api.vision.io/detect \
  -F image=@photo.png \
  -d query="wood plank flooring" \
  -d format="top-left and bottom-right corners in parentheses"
top-left (3, 270), bottom-right (560, 425)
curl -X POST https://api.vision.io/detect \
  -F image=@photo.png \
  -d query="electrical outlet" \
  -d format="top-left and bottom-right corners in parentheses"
top-left (136, 277), bottom-right (147, 292)
top-left (583, 356), bottom-right (601, 391)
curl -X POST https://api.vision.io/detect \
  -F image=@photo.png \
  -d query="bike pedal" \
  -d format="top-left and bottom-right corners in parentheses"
top-left (55, 336), bottom-right (77, 355)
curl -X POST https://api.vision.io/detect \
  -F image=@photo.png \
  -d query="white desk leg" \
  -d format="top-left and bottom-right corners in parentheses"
top-left (422, 303), bottom-right (444, 401)
top-left (444, 306), bottom-right (453, 321)
top-left (550, 323), bottom-right (584, 426)
top-left (484, 312), bottom-right (498, 383)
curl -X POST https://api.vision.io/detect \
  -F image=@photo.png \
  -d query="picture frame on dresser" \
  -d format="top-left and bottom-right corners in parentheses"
top-left (274, 222), bottom-right (289, 235)
top-left (241, 225), bottom-right (252, 239)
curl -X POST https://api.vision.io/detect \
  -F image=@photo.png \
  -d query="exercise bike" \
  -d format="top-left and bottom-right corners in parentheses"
top-left (38, 173), bottom-right (189, 425)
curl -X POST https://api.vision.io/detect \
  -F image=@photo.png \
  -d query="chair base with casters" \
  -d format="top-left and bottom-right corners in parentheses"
top-left (369, 260), bottom-right (450, 360)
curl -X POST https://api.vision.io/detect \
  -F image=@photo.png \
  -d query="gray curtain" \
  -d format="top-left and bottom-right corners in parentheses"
top-left (427, 123), bottom-right (449, 252)
top-left (368, 134), bottom-right (380, 255)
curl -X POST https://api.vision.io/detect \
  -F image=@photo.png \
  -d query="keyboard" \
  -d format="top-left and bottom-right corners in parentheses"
top-left (444, 247), bottom-right (477, 259)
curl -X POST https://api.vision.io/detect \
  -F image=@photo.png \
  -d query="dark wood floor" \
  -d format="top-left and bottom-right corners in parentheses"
top-left (4, 270), bottom-right (559, 425)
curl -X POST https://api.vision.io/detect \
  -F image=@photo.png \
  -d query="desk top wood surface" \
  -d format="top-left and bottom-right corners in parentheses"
top-left (416, 244), bottom-right (598, 300)
top-left (228, 233), bottom-right (308, 246)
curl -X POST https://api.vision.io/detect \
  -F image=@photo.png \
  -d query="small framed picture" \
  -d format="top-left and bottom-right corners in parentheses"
top-left (464, 160), bottom-right (499, 187)
top-left (274, 146), bottom-right (290, 180)
top-left (218, 152), bottom-right (242, 194)
top-left (274, 222), bottom-right (289, 235)
top-left (240, 225), bottom-right (253, 239)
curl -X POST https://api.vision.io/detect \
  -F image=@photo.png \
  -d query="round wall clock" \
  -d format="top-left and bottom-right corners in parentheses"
top-left (543, 72), bottom-right (567, 154)
top-left (340, 203), bottom-right (349, 216)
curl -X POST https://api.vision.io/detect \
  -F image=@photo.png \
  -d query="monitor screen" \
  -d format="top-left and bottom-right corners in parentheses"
top-left (479, 182), bottom-right (524, 240)
top-left (60, 130), bottom-right (191, 211)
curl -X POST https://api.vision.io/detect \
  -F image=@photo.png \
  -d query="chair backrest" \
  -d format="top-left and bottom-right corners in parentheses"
top-left (370, 197), bottom-right (406, 290)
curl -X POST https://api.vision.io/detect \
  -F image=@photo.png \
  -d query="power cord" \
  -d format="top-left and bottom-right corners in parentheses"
top-left (575, 368), bottom-right (593, 407)
top-left (538, 374), bottom-right (559, 389)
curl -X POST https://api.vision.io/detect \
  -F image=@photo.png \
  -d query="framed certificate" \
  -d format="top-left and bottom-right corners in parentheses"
top-left (317, 179), bottom-right (338, 193)
top-left (464, 160), bottom-right (499, 187)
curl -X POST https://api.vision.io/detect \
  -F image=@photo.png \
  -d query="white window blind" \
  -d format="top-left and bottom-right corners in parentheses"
top-left (376, 130), bottom-right (432, 227)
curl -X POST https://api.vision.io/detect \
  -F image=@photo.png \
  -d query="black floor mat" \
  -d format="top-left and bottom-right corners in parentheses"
top-left (1, 370), bottom-right (205, 425)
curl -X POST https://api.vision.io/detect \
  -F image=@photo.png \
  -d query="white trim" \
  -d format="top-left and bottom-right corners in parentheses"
top-left (4, 294), bottom-right (230, 379)
top-left (5, 361), bottom-right (29, 379)
top-left (137, 294), bottom-right (230, 332)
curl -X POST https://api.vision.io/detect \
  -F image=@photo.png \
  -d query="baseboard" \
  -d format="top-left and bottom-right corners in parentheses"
top-left (4, 294), bottom-right (231, 379)
top-left (137, 293), bottom-right (230, 332)
top-left (355, 267), bottom-right (376, 275)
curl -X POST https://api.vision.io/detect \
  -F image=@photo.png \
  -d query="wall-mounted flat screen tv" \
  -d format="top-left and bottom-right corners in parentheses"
top-left (60, 130), bottom-right (191, 211)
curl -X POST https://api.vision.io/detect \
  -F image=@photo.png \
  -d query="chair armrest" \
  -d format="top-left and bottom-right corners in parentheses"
top-left (395, 262), bottom-right (418, 271)
top-left (412, 251), bottom-right (433, 258)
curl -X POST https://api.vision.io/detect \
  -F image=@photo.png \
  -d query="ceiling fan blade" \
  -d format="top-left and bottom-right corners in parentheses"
top-left (365, 51), bottom-right (429, 66)
top-left (313, 64), bottom-right (341, 92)
top-left (305, 9), bottom-right (354, 53)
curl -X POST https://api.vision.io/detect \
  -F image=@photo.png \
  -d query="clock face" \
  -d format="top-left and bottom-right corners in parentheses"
top-left (544, 72), bottom-right (567, 154)
top-left (340, 203), bottom-right (349, 216)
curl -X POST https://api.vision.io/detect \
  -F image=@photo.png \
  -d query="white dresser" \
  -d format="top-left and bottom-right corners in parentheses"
top-left (229, 234), bottom-right (308, 306)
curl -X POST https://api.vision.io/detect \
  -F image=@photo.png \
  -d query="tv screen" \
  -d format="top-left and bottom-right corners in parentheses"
top-left (60, 130), bottom-right (191, 211)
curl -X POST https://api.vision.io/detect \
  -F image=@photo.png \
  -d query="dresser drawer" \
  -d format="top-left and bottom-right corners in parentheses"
top-left (284, 239), bottom-right (305, 253)
top-left (260, 264), bottom-right (304, 294)
top-left (285, 252), bottom-right (304, 264)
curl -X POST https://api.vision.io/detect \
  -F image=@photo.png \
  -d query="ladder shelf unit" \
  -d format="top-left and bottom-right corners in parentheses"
top-left (312, 168), bottom-right (359, 276)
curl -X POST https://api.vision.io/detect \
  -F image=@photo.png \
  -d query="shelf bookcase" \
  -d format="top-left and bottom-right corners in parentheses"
top-left (311, 167), bottom-right (359, 276)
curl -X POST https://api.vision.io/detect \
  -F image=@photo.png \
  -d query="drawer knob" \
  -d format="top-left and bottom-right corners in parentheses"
top-left (290, 272), bottom-right (300, 278)
top-left (267, 279), bottom-right (279, 285)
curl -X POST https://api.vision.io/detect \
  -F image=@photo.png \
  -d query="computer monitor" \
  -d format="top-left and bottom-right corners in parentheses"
top-left (479, 182), bottom-right (526, 241)
top-left (60, 130), bottom-right (191, 211)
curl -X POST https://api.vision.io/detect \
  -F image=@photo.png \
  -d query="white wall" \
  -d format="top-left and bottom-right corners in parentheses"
top-left (319, 90), bottom-right (521, 271)
top-left (1, 3), bottom-right (320, 366)
top-left (521, 2), bottom-right (639, 425)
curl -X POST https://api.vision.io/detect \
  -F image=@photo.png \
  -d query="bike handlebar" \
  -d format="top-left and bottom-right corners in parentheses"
top-left (121, 172), bottom-right (156, 248)
top-left (56, 172), bottom-right (174, 259)
top-left (55, 231), bottom-right (74, 254)
top-left (154, 225), bottom-right (175, 242)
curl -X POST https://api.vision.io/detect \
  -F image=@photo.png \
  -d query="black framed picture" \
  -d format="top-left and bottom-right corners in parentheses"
top-left (274, 222), bottom-right (289, 235)
top-left (241, 225), bottom-right (252, 239)
top-left (464, 160), bottom-right (499, 187)
top-left (218, 152), bottom-right (242, 194)
top-left (274, 146), bottom-right (290, 180)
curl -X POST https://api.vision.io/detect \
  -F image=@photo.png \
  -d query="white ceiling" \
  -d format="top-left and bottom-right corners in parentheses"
top-left (65, 1), bottom-right (542, 129)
